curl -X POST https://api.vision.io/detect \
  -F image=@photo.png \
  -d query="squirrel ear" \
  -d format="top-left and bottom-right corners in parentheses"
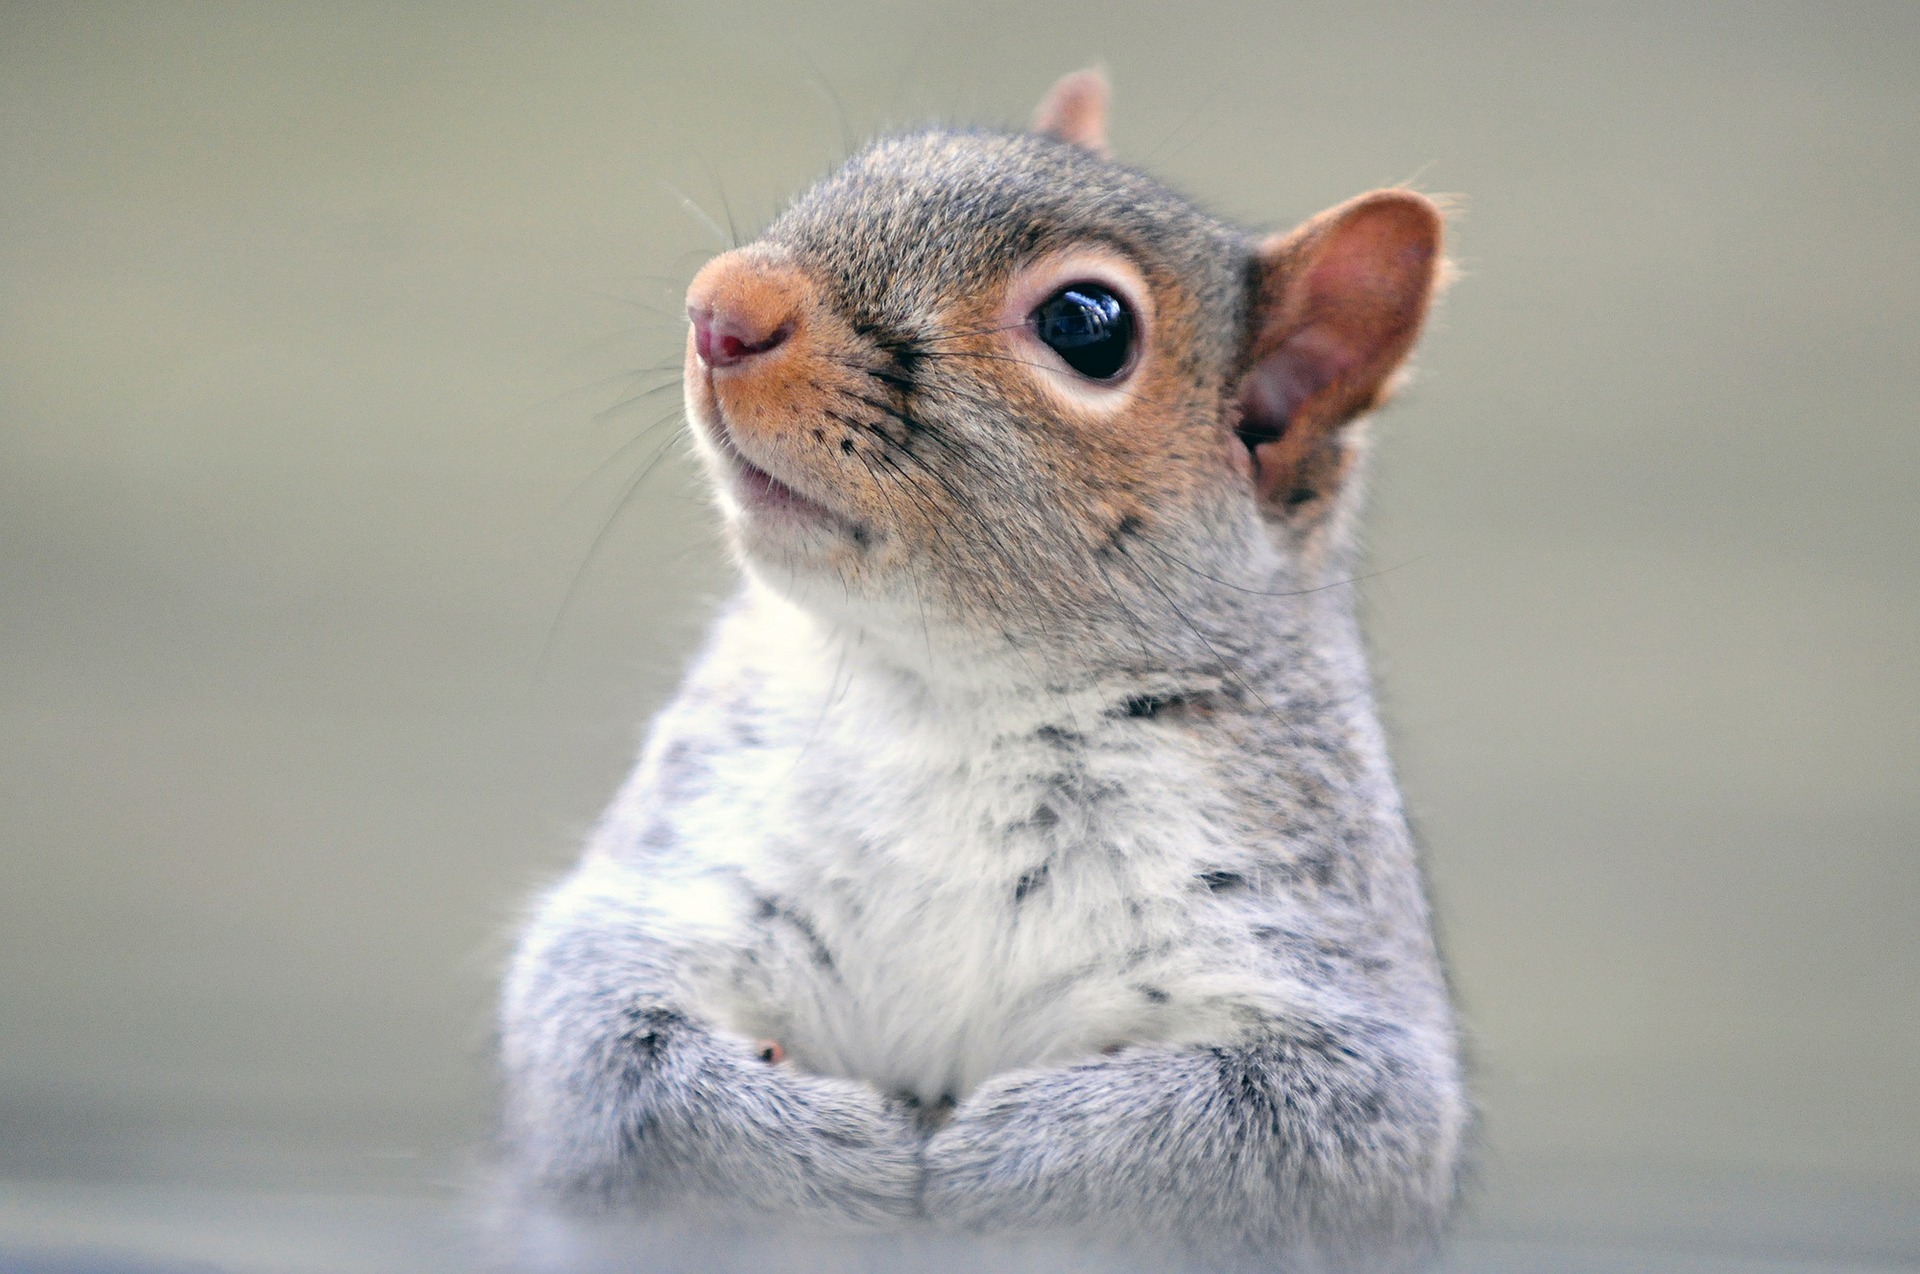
top-left (1238, 190), bottom-right (1445, 513)
top-left (1031, 69), bottom-right (1112, 157)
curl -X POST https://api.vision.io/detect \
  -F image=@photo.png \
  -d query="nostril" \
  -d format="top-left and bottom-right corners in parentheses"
top-left (689, 305), bottom-right (793, 369)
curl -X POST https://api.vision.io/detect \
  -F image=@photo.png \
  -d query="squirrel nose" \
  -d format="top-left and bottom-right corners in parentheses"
top-left (689, 304), bottom-right (792, 368)
top-left (685, 252), bottom-right (805, 370)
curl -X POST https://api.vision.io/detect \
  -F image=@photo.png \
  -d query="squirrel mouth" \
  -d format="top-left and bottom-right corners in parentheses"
top-left (731, 453), bottom-right (814, 511)
top-left (705, 412), bottom-right (859, 533)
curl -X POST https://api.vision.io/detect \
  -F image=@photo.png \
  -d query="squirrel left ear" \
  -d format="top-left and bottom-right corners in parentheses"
top-left (1238, 190), bottom-right (1445, 514)
top-left (1032, 69), bottom-right (1111, 157)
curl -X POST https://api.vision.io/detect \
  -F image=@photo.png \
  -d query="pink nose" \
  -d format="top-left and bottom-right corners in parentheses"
top-left (689, 304), bottom-right (792, 368)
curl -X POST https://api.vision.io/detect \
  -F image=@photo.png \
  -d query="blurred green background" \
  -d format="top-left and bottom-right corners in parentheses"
top-left (3, 3), bottom-right (1915, 1270)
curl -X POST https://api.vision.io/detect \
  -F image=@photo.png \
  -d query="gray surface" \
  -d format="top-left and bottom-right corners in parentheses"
top-left (0, 1179), bottom-right (1914, 1274)
top-left (2, 2), bottom-right (1915, 1269)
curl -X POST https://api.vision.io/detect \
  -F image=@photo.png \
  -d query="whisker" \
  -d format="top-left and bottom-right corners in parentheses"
top-left (851, 446), bottom-right (940, 672)
top-left (662, 180), bottom-right (731, 249)
top-left (702, 165), bottom-right (742, 250)
top-left (590, 379), bottom-right (688, 428)
top-left (538, 422), bottom-right (694, 673)
top-left (565, 407), bottom-right (694, 510)
top-left (492, 367), bottom-right (681, 432)
top-left (1138, 538), bottom-right (1426, 599)
top-left (849, 412), bottom-right (1065, 698)
top-left (1110, 540), bottom-right (1270, 712)
top-left (908, 348), bottom-right (1152, 402)
top-left (1085, 547), bottom-right (1165, 671)
top-left (799, 58), bottom-right (857, 161)
top-left (908, 318), bottom-right (1031, 344)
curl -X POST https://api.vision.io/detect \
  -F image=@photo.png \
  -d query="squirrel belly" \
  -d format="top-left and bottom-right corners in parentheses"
top-left (564, 580), bottom-right (1329, 1104)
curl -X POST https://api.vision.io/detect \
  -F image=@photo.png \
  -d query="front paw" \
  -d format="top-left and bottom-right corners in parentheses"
top-left (710, 1068), bottom-right (925, 1226)
top-left (533, 1022), bottom-right (925, 1228)
top-left (919, 1073), bottom-right (1070, 1231)
top-left (918, 1054), bottom-right (1213, 1240)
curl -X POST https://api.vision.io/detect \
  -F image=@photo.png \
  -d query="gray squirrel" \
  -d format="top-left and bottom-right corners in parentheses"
top-left (499, 71), bottom-right (1467, 1273)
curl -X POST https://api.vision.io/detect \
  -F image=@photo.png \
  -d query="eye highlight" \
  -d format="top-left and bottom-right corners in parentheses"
top-left (1030, 283), bottom-right (1135, 380)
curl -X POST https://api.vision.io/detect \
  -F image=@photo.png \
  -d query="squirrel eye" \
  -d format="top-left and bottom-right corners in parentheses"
top-left (1030, 283), bottom-right (1134, 380)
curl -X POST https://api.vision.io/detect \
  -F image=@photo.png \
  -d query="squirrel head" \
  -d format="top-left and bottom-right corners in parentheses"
top-left (684, 72), bottom-right (1445, 680)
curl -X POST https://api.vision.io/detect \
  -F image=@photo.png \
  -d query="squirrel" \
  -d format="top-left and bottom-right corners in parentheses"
top-left (498, 70), bottom-right (1467, 1273)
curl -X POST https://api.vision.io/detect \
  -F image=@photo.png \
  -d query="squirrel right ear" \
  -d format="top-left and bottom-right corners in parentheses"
top-left (1237, 190), bottom-right (1445, 515)
top-left (1031, 69), bottom-right (1111, 157)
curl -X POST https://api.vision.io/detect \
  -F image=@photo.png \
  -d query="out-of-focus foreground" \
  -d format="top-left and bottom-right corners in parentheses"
top-left (2, 4), bottom-right (1914, 1270)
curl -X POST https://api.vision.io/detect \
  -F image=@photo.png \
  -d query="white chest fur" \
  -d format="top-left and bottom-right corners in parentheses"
top-left (590, 598), bottom-right (1306, 1104)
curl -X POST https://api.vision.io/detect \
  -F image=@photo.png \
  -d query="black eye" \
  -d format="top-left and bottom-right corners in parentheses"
top-left (1030, 283), bottom-right (1134, 380)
